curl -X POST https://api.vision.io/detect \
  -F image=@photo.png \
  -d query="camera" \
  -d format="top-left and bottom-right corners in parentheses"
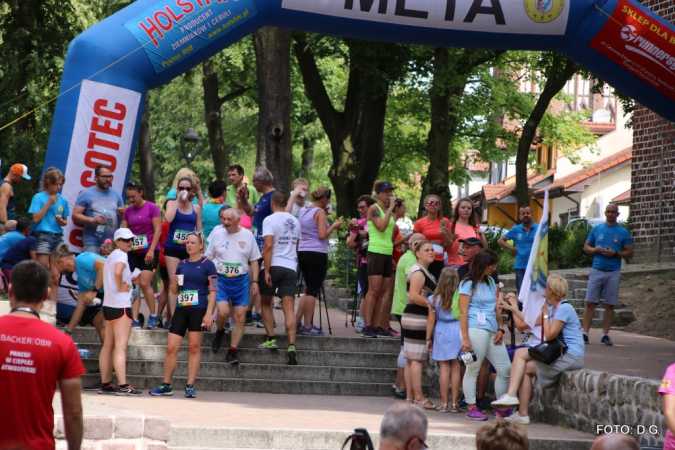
top-left (457, 350), bottom-right (477, 366)
top-left (342, 428), bottom-right (374, 450)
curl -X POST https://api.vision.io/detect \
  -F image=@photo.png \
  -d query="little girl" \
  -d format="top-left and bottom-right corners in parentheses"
top-left (426, 267), bottom-right (462, 412)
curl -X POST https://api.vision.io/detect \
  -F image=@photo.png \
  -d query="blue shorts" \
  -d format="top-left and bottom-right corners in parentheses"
top-left (216, 273), bottom-right (250, 307)
top-left (35, 233), bottom-right (64, 254)
top-left (585, 268), bottom-right (621, 306)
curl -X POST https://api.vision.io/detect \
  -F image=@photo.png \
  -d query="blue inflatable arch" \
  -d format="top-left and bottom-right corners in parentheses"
top-left (45, 0), bottom-right (675, 249)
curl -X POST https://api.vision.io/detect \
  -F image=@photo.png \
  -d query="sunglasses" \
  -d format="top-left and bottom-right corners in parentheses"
top-left (118, 237), bottom-right (133, 243)
top-left (426, 201), bottom-right (440, 206)
top-left (177, 186), bottom-right (192, 191)
top-left (188, 231), bottom-right (203, 242)
top-left (126, 181), bottom-right (141, 188)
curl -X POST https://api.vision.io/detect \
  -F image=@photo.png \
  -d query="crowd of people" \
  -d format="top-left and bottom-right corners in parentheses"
top-left (1, 159), bottom-right (666, 450)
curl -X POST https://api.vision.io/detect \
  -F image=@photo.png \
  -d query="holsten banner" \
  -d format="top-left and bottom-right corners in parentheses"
top-left (44, 0), bottom-right (675, 251)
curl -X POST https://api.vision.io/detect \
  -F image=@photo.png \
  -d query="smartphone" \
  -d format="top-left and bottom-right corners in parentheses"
top-left (441, 220), bottom-right (447, 229)
top-left (209, 275), bottom-right (219, 291)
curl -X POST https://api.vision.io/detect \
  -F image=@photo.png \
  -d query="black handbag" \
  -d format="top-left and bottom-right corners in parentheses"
top-left (527, 307), bottom-right (568, 365)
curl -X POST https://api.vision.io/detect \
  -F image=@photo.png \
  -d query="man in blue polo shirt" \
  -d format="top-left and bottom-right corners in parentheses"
top-left (498, 206), bottom-right (538, 295)
top-left (582, 204), bottom-right (633, 347)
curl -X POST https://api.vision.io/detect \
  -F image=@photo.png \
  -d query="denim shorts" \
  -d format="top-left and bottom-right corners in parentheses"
top-left (82, 245), bottom-right (101, 255)
top-left (35, 233), bottom-right (64, 254)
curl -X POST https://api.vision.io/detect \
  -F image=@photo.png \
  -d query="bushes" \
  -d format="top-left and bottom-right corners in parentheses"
top-left (328, 232), bottom-right (358, 294)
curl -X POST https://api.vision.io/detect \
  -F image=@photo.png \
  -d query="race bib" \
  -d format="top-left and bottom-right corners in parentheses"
top-left (131, 234), bottom-right (148, 251)
top-left (218, 262), bottom-right (243, 277)
top-left (477, 312), bottom-right (487, 326)
top-left (431, 242), bottom-right (444, 258)
top-left (173, 229), bottom-right (190, 245)
top-left (521, 333), bottom-right (534, 348)
top-left (177, 290), bottom-right (199, 307)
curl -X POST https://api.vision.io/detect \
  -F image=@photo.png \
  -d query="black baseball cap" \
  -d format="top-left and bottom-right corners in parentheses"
top-left (460, 237), bottom-right (483, 248)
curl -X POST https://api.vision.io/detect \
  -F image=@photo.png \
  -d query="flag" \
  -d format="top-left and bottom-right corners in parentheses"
top-left (519, 188), bottom-right (550, 330)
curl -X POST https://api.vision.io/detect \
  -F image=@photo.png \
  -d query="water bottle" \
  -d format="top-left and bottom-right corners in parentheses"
top-left (78, 349), bottom-right (94, 359)
top-left (95, 207), bottom-right (107, 238)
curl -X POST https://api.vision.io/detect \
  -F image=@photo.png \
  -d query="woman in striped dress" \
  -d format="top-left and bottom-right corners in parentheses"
top-left (401, 240), bottom-right (437, 409)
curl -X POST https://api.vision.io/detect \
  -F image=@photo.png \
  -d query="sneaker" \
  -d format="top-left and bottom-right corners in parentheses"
top-left (374, 326), bottom-right (390, 337)
top-left (287, 344), bottom-right (298, 365)
top-left (226, 349), bottom-right (239, 364)
top-left (156, 317), bottom-right (164, 329)
top-left (212, 330), bottom-right (225, 352)
top-left (465, 407), bottom-right (488, 421)
top-left (458, 394), bottom-right (467, 409)
top-left (98, 382), bottom-right (116, 395)
top-left (494, 407), bottom-right (514, 418)
top-left (491, 394), bottom-right (520, 407)
top-left (163, 321), bottom-right (172, 330)
top-left (355, 317), bottom-right (364, 333)
top-left (274, 301), bottom-right (282, 310)
top-left (147, 315), bottom-right (158, 329)
top-left (224, 322), bottom-right (233, 333)
top-left (245, 317), bottom-right (254, 327)
top-left (149, 383), bottom-right (174, 396)
top-left (251, 312), bottom-right (262, 321)
top-left (386, 328), bottom-right (401, 338)
top-left (601, 335), bottom-right (614, 346)
top-left (258, 338), bottom-right (278, 349)
top-left (505, 414), bottom-right (530, 425)
top-left (83, 381), bottom-right (101, 391)
top-left (393, 390), bottom-right (407, 400)
top-left (116, 384), bottom-right (143, 396)
top-left (362, 326), bottom-right (377, 338)
top-left (256, 321), bottom-right (265, 328)
top-left (299, 325), bottom-right (325, 336)
top-left (138, 313), bottom-right (145, 328)
top-left (185, 384), bottom-right (197, 398)
top-left (476, 397), bottom-right (486, 412)
top-left (583, 333), bottom-right (589, 345)
top-left (131, 318), bottom-right (142, 328)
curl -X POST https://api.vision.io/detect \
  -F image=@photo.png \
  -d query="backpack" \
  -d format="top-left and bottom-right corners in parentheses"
top-left (451, 276), bottom-right (495, 320)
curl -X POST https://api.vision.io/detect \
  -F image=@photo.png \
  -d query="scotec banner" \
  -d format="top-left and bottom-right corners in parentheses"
top-left (124, 0), bottom-right (258, 74)
top-left (62, 80), bottom-right (141, 251)
top-left (589, 0), bottom-right (675, 101)
top-left (281, 0), bottom-right (570, 35)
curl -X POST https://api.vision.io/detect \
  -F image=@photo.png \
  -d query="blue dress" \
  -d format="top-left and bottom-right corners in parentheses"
top-left (430, 294), bottom-right (462, 362)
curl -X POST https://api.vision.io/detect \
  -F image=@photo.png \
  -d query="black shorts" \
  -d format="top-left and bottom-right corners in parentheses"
top-left (170, 307), bottom-right (206, 337)
top-left (102, 306), bottom-right (132, 322)
top-left (128, 250), bottom-right (160, 272)
top-left (367, 252), bottom-right (393, 278)
top-left (159, 266), bottom-right (169, 281)
top-left (298, 251), bottom-right (328, 297)
top-left (56, 304), bottom-right (102, 327)
top-left (259, 267), bottom-right (297, 298)
top-left (164, 247), bottom-right (189, 260)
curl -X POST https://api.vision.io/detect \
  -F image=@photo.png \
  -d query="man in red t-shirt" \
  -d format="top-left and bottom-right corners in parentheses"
top-left (0, 260), bottom-right (85, 450)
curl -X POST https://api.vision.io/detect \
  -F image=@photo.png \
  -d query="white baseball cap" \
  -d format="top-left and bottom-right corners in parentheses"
top-left (113, 228), bottom-right (135, 241)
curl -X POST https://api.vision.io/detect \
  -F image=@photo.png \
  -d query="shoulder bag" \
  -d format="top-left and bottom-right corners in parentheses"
top-left (527, 303), bottom-right (568, 365)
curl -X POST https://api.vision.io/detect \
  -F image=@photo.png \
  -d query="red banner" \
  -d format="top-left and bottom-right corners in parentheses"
top-left (589, 0), bottom-right (675, 101)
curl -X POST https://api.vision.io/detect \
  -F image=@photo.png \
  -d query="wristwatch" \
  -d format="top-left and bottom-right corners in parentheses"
top-left (497, 328), bottom-right (506, 334)
top-left (543, 314), bottom-right (550, 320)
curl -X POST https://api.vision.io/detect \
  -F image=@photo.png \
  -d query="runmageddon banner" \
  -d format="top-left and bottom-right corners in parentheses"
top-left (124, 0), bottom-right (258, 74)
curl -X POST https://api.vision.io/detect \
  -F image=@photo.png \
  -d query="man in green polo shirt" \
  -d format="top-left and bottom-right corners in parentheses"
top-left (225, 165), bottom-right (260, 209)
top-left (391, 232), bottom-right (425, 398)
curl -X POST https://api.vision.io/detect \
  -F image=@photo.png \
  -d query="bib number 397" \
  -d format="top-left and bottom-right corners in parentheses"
top-left (173, 230), bottom-right (190, 245)
top-left (177, 290), bottom-right (198, 307)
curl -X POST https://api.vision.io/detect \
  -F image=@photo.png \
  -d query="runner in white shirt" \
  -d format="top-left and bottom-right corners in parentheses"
top-left (205, 207), bottom-right (261, 364)
top-left (258, 191), bottom-right (301, 365)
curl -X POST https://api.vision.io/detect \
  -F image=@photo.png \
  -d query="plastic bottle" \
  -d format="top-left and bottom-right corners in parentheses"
top-left (95, 207), bottom-right (107, 238)
top-left (78, 349), bottom-right (94, 359)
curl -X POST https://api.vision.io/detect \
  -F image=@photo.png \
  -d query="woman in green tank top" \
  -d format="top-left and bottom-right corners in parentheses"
top-left (360, 180), bottom-right (398, 338)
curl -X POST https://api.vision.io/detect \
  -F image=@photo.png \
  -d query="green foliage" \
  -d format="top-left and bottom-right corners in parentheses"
top-left (550, 225), bottom-right (593, 270)
top-left (483, 224), bottom-right (515, 275)
top-left (328, 231), bottom-right (358, 294)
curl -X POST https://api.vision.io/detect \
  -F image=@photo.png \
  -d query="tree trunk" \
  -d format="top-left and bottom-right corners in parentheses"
top-left (515, 57), bottom-right (577, 208)
top-left (301, 137), bottom-right (314, 177)
top-left (203, 59), bottom-right (229, 181)
top-left (293, 34), bottom-right (391, 218)
top-left (253, 28), bottom-right (293, 192)
top-left (138, 94), bottom-right (155, 203)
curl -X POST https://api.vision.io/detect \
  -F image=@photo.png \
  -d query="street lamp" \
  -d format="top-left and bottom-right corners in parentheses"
top-left (180, 126), bottom-right (201, 167)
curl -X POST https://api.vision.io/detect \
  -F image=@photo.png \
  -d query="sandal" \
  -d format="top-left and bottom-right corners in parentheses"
top-left (406, 398), bottom-right (414, 404)
top-left (414, 399), bottom-right (436, 410)
top-left (450, 404), bottom-right (460, 413)
top-left (437, 404), bottom-right (449, 413)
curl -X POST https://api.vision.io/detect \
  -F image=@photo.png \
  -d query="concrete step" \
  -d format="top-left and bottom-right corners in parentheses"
top-left (77, 344), bottom-right (398, 368)
top-left (80, 359), bottom-right (397, 383)
top-left (71, 328), bottom-right (401, 353)
top-left (81, 374), bottom-right (398, 397)
top-left (574, 308), bottom-right (635, 326)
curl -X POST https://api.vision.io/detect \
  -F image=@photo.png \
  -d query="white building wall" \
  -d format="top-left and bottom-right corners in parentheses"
top-left (579, 166), bottom-right (632, 219)
top-left (551, 194), bottom-right (581, 225)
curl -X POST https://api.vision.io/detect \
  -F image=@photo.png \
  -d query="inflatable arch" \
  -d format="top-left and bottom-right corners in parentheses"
top-left (45, 0), bottom-right (675, 249)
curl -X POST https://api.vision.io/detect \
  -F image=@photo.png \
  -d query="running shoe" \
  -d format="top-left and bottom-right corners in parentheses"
top-left (256, 321), bottom-right (276, 328)
top-left (98, 382), bottom-right (116, 395)
top-left (583, 333), bottom-right (589, 344)
top-left (163, 321), bottom-right (172, 330)
top-left (299, 325), bottom-right (325, 336)
top-left (185, 384), bottom-right (197, 398)
top-left (156, 317), bottom-right (164, 329)
top-left (149, 383), bottom-right (174, 396)
top-left (116, 384), bottom-right (143, 396)
top-left (494, 407), bottom-right (514, 418)
top-left (362, 326), bottom-right (377, 338)
top-left (224, 322), bottom-right (233, 333)
top-left (258, 338), bottom-right (278, 349)
top-left (476, 397), bottom-right (487, 412)
top-left (492, 394), bottom-right (520, 407)
top-left (131, 318), bottom-right (142, 328)
top-left (386, 328), bottom-right (401, 338)
top-left (375, 326), bottom-right (390, 338)
top-left (601, 335), bottom-right (614, 346)
top-left (211, 330), bottom-right (225, 352)
top-left (355, 317), bottom-right (364, 333)
top-left (465, 407), bottom-right (488, 421)
top-left (147, 315), bottom-right (158, 329)
top-left (505, 414), bottom-right (530, 425)
top-left (287, 344), bottom-right (298, 366)
top-left (245, 317), bottom-right (255, 327)
top-left (83, 381), bottom-right (101, 391)
top-left (458, 394), bottom-right (467, 409)
top-left (251, 312), bottom-right (262, 321)
top-left (226, 349), bottom-right (239, 364)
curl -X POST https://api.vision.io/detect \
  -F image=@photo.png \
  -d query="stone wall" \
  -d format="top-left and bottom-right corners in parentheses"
top-left (54, 415), bottom-right (171, 450)
top-left (529, 370), bottom-right (667, 448)
top-left (631, 0), bottom-right (675, 263)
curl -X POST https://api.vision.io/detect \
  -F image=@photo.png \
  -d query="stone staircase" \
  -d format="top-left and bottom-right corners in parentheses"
top-left (71, 328), bottom-right (401, 396)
